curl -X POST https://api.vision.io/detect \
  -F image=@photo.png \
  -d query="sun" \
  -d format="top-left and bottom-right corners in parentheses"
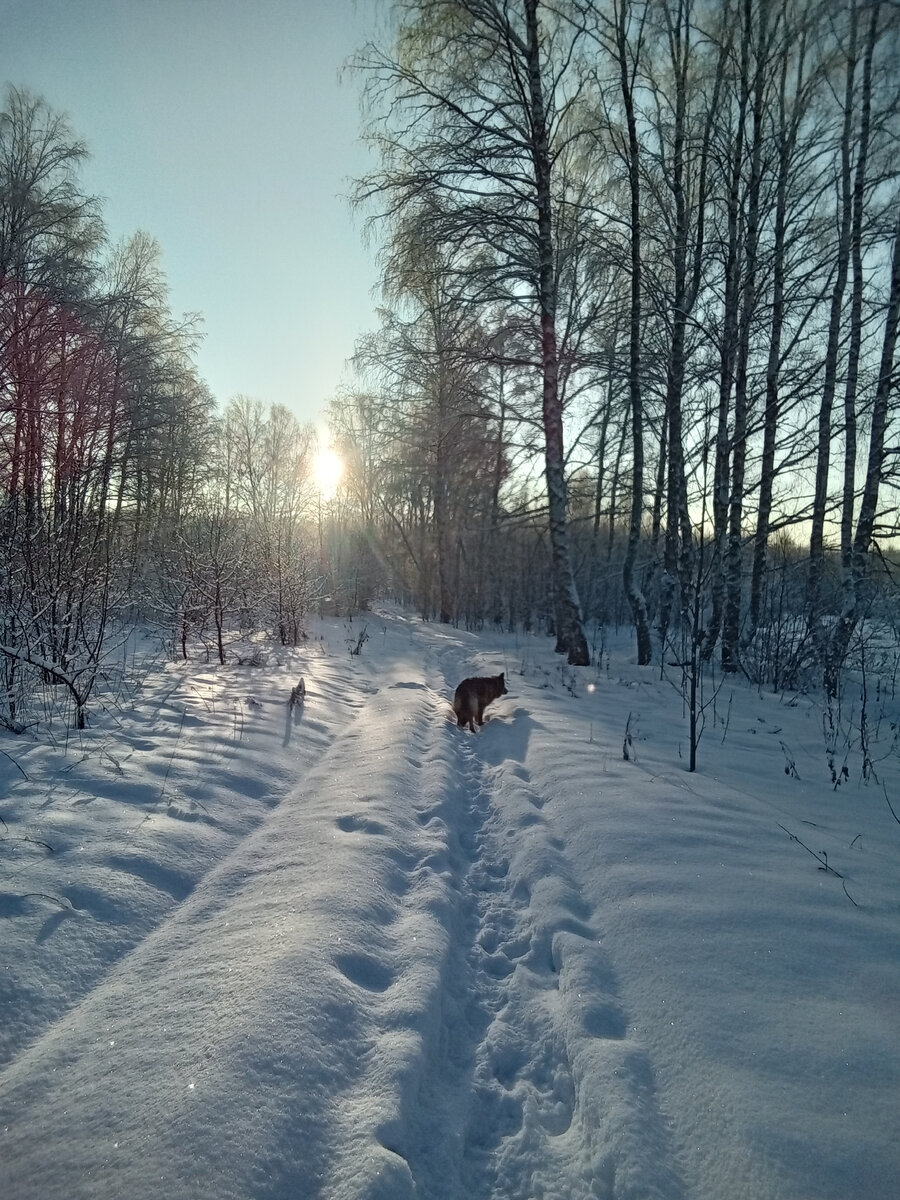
top-left (313, 447), bottom-right (343, 500)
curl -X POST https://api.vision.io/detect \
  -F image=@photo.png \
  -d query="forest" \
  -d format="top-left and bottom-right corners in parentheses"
top-left (2, 0), bottom-right (900, 735)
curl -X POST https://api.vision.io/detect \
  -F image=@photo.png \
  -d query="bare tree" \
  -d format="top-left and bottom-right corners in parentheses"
top-left (576, 0), bottom-right (654, 663)
top-left (353, 0), bottom-right (591, 662)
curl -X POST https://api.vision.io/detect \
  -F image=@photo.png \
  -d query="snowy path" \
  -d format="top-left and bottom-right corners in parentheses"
top-left (1, 619), bottom-right (677, 1199)
top-left (2, 611), bottom-right (899, 1198)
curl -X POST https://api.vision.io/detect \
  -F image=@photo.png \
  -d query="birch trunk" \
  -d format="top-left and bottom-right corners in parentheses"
top-left (615, 0), bottom-right (652, 665)
top-left (806, 0), bottom-right (858, 632)
top-left (702, 10), bottom-right (746, 662)
top-left (747, 14), bottom-right (803, 645)
top-left (722, 0), bottom-right (771, 673)
top-left (838, 0), bottom-right (880, 620)
top-left (525, 0), bottom-right (590, 665)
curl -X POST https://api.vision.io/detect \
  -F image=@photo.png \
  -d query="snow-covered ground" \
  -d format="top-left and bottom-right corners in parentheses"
top-left (1, 608), bottom-right (898, 1200)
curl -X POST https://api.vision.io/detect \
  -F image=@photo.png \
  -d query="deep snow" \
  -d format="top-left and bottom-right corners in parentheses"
top-left (1, 609), bottom-right (898, 1199)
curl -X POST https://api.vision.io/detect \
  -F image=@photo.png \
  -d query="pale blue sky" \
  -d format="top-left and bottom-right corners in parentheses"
top-left (3, 0), bottom-right (387, 425)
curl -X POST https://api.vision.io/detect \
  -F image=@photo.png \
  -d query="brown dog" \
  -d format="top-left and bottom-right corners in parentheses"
top-left (453, 672), bottom-right (508, 732)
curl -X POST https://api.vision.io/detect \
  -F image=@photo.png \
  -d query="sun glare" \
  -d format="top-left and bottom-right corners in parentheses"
top-left (313, 448), bottom-right (343, 500)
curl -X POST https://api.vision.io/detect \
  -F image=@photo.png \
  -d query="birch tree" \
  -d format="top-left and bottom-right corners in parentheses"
top-left (575, 0), bottom-right (654, 663)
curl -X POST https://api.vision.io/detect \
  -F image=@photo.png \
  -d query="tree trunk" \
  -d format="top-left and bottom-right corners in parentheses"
top-left (659, 0), bottom-right (708, 651)
top-left (806, 0), bottom-right (858, 632)
top-left (588, 350), bottom-right (615, 620)
top-left (702, 11), bottom-right (745, 662)
top-left (616, 0), bottom-right (652, 665)
top-left (825, 180), bottom-right (899, 695)
top-left (723, 0), bottom-right (771, 673)
top-left (838, 0), bottom-right (879, 634)
top-left (747, 14), bottom-right (800, 645)
top-left (524, 0), bottom-right (589, 665)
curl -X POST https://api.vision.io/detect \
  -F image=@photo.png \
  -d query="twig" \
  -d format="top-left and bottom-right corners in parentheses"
top-left (777, 823), bottom-right (842, 875)
top-left (779, 741), bottom-right (800, 780)
top-left (777, 820), bottom-right (844, 878)
top-left (0, 748), bottom-right (28, 780)
top-left (883, 783), bottom-right (900, 827)
top-left (19, 892), bottom-right (74, 910)
top-left (777, 823), bottom-right (859, 907)
top-left (623, 711), bottom-right (635, 762)
top-left (0, 835), bottom-right (54, 853)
